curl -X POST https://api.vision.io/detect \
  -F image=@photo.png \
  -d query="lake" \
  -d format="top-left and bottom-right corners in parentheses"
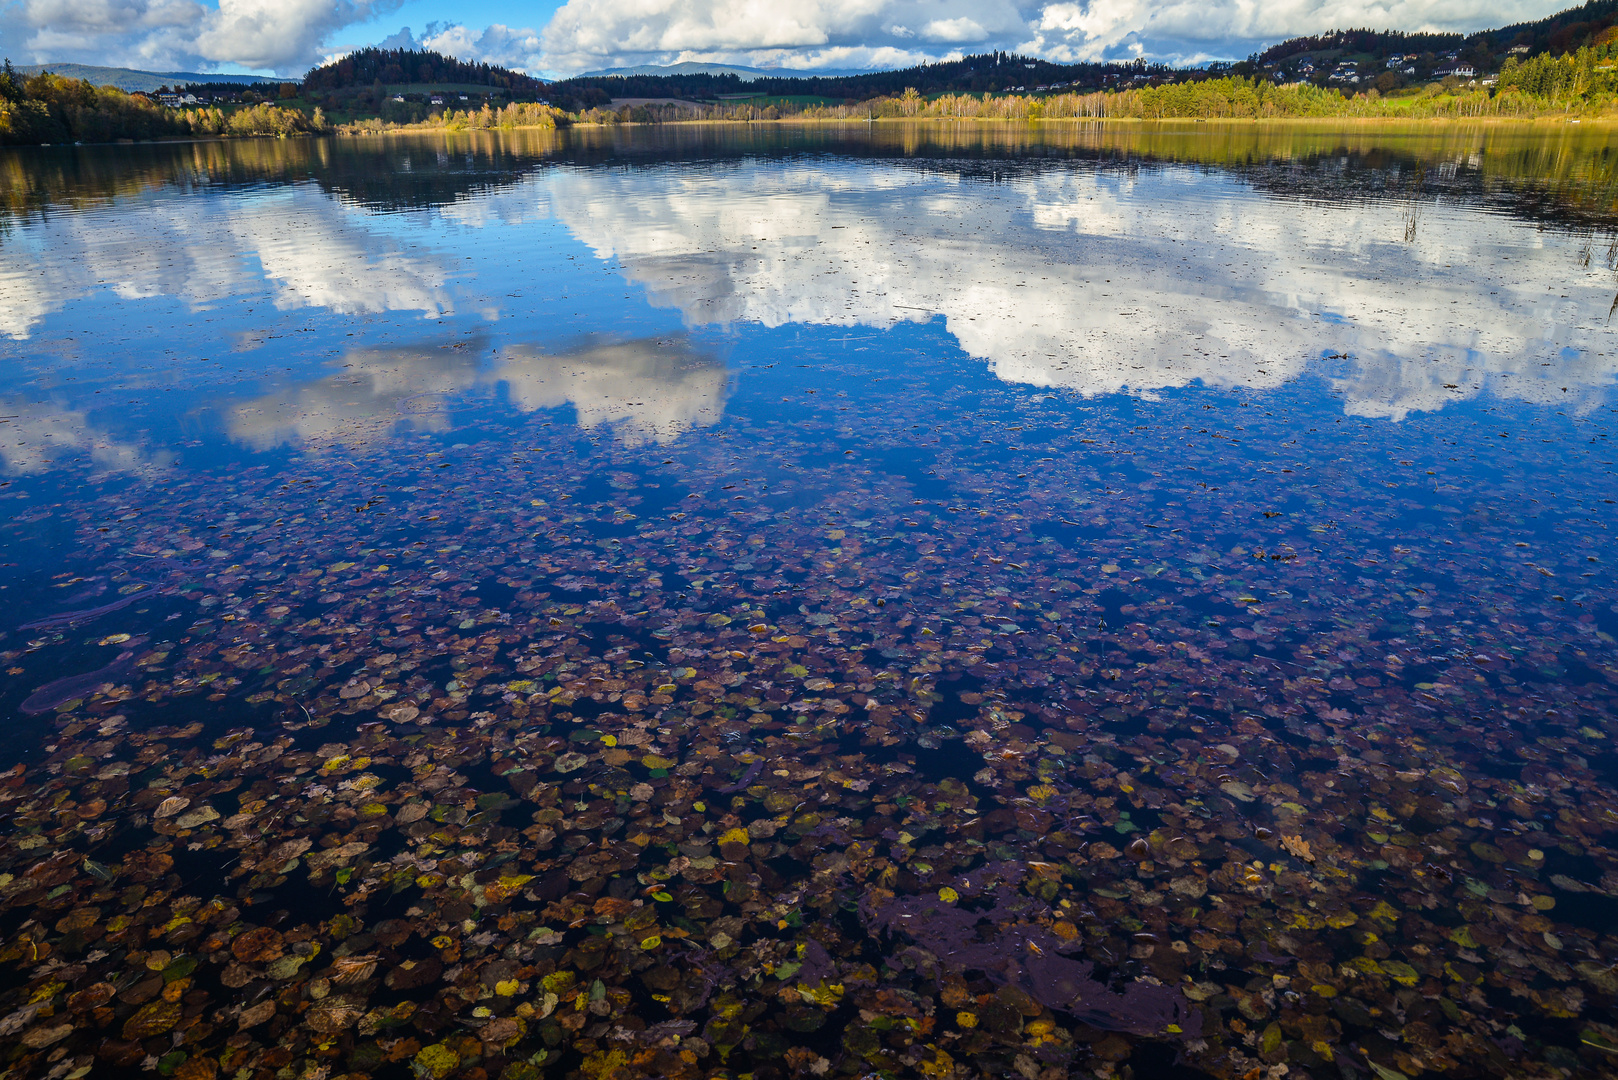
top-left (0, 122), bottom-right (1615, 1080)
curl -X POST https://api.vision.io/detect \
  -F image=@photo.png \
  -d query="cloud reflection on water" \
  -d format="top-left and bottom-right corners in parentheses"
top-left (0, 185), bottom-right (451, 340)
top-left (3, 143), bottom-right (1615, 462)
top-left (0, 396), bottom-right (162, 476)
top-left (497, 338), bottom-right (728, 446)
top-left (544, 163), bottom-right (1618, 418)
top-left (227, 335), bottom-right (727, 452)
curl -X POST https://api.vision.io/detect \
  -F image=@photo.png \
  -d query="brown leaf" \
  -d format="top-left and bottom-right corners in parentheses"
top-left (306, 1001), bottom-right (363, 1033)
top-left (328, 954), bottom-right (379, 985)
top-left (231, 926), bottom-right (286, 964)
top-left (173, 1058), bottom-right (219, 1080)
top-left (21, 1023), bottom-right (73, 1049)
top-left (237, 1000), bottom-right (275, 1029)
top-left (1281, 835), bottom-right (1315, 863)
top-left (154, 796), bottom-right (190, 819)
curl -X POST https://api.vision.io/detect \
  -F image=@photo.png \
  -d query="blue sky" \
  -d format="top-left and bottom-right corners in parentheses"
top-left (0, 0), bottom-right (1571, 80)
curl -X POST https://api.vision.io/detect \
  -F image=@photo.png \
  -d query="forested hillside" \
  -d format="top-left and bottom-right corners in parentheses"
top-left (303, 48), bottom-right (545, 93)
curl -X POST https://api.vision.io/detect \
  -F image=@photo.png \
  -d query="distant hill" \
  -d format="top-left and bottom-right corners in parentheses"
top-left (548, 0), bottom-right (1618, 108)
top-left (13, 63), bottom-right (293, 92)
top-left (579, 61), bottom-right (868, 81)
top-left (1255, 0), bottom-right (1618, 66)
top-left (302, 48), bottom-right (544, 93)
top-left (546, 53), bottom-right (1175, 110)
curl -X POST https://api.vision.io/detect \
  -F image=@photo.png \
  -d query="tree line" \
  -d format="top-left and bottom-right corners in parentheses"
top-left (553, 76), bottom-right (1618, 126)
top-left (0, 64), bottom-right (327, 146)
top-left (4, 63), bottom-right (1614, 151)
top-left (302, 48), bottom-right (545, 93)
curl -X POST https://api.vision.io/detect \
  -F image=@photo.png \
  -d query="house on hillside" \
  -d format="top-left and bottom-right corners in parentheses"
top-left (430, 95), bottom-right (444, 105)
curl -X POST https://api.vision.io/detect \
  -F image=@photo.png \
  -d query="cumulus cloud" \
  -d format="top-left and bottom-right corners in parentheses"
top-left (0, 0), bottom-right (403, 73)
top-left (919, 18), bottom-right (990, 43)
top-left (1, 0), bottom-right (1567, 77)
top-left (539, 0), bottom-right (1026, 73)
top-left (414, 20), bottom-right (544, 69)
top-left (532, 0), bottom-right (1563, 74)
top-left (1018, 0), bottom-right (1564, 63)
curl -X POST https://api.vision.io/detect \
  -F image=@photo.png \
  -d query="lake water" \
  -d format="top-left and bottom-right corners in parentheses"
top-left (1, 122), bottom-right (1616, 1080)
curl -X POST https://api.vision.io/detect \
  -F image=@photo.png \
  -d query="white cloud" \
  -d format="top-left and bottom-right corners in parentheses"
top-left (920, 17), bottom-right (988, 42)
top-left (531, 0), bottom-right (1564, 74)
top-left (539, 0), bottom-right (1026, 73)
top-left (418, 21), bottom-right (543, 69)
top-left (1, 0), bottom-right (403, 73)
top-left (0, 0), bottom-right (1569, 78)
top-left (1019, 0), bottom-right (1563, 63)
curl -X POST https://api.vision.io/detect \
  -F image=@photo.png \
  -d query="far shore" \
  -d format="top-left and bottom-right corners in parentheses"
top-left (337, 113), bottom-right (1615, 137)
top-left (6, 112), bottom-right (1611, 152)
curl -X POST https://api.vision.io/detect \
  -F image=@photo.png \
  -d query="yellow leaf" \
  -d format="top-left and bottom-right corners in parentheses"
top-left (1281, 835), bottom-right (1315, 862)
top-left (938, 887), bottom-right (959, 903)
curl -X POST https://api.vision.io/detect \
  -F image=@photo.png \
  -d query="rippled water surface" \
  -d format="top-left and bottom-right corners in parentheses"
top-left (1, 123), bottom-right (1616, 1080)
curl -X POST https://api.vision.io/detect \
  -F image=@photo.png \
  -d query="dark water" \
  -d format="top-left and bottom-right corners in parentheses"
top-left (0, 123), bottom-right (1615, 1080)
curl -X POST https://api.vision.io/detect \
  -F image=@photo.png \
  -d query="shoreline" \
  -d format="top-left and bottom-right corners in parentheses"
top-left (337, 113), bottom-right (1613, 137)
top-left (4, 112), bottom-right (1609, 152)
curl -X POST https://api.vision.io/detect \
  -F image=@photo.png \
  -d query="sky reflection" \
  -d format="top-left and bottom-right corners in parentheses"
top-left (228, 335), bottom-right (727, 452)
top-left (550, 162), bottom-right (1618, 419)
top-left (0, 127), bottom-right (1615, 479)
